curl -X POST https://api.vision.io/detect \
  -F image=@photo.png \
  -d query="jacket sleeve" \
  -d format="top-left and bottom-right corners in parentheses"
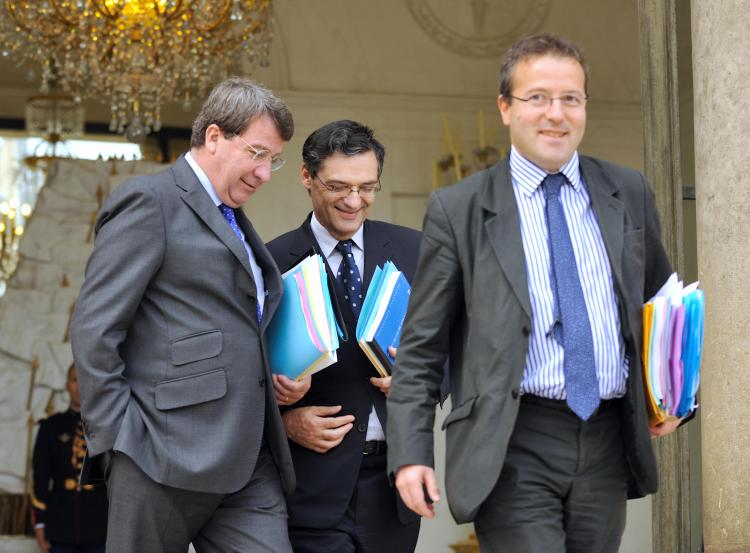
top-left (30, 421), bottom-right (51, 527)
top-left (70, 181), bottom-right (166, 455)
top-left (387, 192), bottom-right (462, 474)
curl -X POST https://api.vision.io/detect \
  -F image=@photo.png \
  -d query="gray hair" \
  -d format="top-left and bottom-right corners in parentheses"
top-left (190, 77), bottom-right (294, 147)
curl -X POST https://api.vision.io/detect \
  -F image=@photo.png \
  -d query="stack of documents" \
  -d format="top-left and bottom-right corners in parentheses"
top-left (267, 254), bottom-right (341, 381)
top-left (642, 273), bottom-right (704, 424)
top-left (356, 261), bottom-right (411, 377)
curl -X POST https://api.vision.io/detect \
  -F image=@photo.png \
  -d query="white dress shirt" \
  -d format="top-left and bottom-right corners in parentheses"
top-left (309, 213), bottom-right (385, 441)
top-left (509, 146), bottom-right (627, 400)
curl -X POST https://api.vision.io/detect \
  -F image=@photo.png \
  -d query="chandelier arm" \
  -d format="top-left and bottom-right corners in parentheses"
top-left (188, 0), bottom-right (233, 34)
top-left (91, 0), bottom-right (120, 19)
top-left (49, 0), bottom-right (85, 28)
top-left (6, 1), bottom-right (67, 37)
top-left (156, 0), bottom-right (184, 19)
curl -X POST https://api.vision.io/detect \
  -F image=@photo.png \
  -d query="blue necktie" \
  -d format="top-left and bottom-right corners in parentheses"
top-left (219, 204), bottom-right (262, 323)
top-left (336, 240), bottom-right (363, 318)
top-left (543, 173), bottom-right (600, 420)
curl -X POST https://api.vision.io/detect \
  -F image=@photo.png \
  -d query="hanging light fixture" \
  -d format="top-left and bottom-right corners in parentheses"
top-left (1, 1), bottom-right (273, 142)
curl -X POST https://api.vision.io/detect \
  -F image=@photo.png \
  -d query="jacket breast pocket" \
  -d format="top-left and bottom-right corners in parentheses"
top-left (623, 227), bottom-right (645, 254)
top-left (441, 396), bottom-right (478, 430)
top-left (171, 329), bottom-right (223, 366)
top-left (155, 368), bottom-right (227, 410)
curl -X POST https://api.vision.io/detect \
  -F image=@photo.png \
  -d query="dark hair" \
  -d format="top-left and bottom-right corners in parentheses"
top-left (302, 120), bottom-right (385, 179)
top-left (499, 33), bottom-right (589, 100)
top-left (190, 77), bottom-right (294, 147)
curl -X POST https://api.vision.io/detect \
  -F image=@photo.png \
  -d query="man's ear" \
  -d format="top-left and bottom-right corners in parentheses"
top-left (301, 165), bottom-right (313, 194)
top-left (204, 124), bottom-right (222, 154)
top-left (498, 94), bottom-right (512, 127)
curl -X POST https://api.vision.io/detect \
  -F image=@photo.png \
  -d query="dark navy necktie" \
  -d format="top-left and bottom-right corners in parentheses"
top-left (335, 239), bottom-right (363, 318)
top-left (219, 204), bottom-right (262, 323)
top-left (543, 173), bottom-right (600, 420)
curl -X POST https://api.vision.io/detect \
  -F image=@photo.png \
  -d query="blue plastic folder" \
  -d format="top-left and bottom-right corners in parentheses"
top-left (641, 274), bottom-right (704, 424)
top-left (356, 261), bottom-right (412, 377)
top-left (267, 254), bottom-right (341, 381)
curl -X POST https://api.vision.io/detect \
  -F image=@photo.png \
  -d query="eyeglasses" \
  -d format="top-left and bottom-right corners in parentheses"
top-left (507, 92), bottom-right (588, 110)
top-left (233, 134), bottom-right (285, 172)
top-left (315, 175), bottom-right (381, 197)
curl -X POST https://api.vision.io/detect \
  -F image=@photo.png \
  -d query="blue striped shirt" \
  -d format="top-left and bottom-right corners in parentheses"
top-left (510, 147), bottom-right (627, 400)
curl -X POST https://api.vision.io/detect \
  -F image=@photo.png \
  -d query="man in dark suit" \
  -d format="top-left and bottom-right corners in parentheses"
top-left (388, 34), bottom-right (684, 553)
top-left (31, 365), bottom-right (107, 553)
top-left (71, 78), bottom-right (307, 553)
top-left (267, 120), bottom-right (422, 553)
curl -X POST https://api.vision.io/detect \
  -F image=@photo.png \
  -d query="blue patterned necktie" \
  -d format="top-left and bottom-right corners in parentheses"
top-left (543, 173), bottom-right (600, 420)
top-left (335, 239), bottom-right (363, 318)
top-left (218, 204), bottom-right (262, 323)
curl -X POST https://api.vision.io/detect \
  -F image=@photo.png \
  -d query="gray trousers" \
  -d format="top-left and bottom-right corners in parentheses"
top-left (475, 395), bottom-right (629, 553)
top-left (105, 446), bottom-right (292, 553)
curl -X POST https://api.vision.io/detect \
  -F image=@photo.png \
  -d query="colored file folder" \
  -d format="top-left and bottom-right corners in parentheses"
top-left (267, 254), bottom-right (341, 381)
top-left (356, 261), bottom-right (412, 377)
top-left (642, 273), bottom-right (704, 424)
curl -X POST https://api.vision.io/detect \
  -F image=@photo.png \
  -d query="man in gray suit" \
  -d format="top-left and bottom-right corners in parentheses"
top-left (71, 78), bottom-right (308, 553)
top-left (388, 34), bottom-right (684, 553)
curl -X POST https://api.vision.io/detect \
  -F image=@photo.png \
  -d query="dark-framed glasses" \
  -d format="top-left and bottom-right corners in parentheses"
top-left (233, 134), bottom-right (285, 172)
top-left (315, 175), bottom-right (381, 197)
top-left (507, 92), bottom-right (588, 109)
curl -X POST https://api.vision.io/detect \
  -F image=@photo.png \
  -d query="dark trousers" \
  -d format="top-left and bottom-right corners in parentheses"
top-left (104, 446), bottom-right (292, 553)
top-left (289, 452), bottom-right (420, 553)
top-left (475, 395), bottom-right (629, 553)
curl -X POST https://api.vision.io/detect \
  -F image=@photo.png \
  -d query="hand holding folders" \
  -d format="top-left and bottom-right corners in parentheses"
top-left (267, 254), bottom-right (344, 381)
top-left (642, 273), bottom-right (704, 425)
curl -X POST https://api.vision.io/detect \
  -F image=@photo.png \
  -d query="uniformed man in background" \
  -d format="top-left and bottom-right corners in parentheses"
top-left (31, 364), bottom-right (107, 553)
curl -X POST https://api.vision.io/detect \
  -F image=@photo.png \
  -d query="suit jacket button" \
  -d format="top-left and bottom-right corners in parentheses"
top-left (511, 388), bottom-right (519, 399)
top-left (258, 377), bottom-right (266, 387)
top-left (357, 423), bottom-right (367, 433)
top-left (522, 326), bottom-right (530, 337)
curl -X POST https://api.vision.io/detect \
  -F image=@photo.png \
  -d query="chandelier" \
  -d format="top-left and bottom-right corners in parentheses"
top-left (0, 198), bottom-right (30, 295)
top-left (1, 1), bottom-right (273, 142)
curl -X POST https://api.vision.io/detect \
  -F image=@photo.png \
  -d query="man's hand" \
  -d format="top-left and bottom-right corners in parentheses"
top-left (370, 376), bottom-right (391, 396)
top-left (395, 464), bottom-right (441, 519)
top-left (282, 405), bottom-right (354, 453)
top-left (370, 345), bottom-right (398, 396)
top-left (273, 374), bottom-right (311, 406)
top-left (34, 527), bottom-right (49, 553)
top-left (649, 417), bottom-right (683, 438)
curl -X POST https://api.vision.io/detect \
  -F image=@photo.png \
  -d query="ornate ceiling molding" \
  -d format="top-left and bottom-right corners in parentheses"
top-left (406, 0), bottom-right (552, 58)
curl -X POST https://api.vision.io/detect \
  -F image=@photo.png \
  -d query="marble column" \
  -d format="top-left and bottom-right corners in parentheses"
top-left (691, 2), bottom-right (750, 552)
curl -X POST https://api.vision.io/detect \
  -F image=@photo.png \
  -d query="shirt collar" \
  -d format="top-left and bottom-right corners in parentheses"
top-left (310, 212), bottom-right (365, 258)
top-left (185, 151), bottom-right (221, 207)
top-left (509, 145), bottom-right (582, 197)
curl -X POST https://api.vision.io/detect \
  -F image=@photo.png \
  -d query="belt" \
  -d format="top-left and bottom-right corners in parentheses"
top-left (520, 394), bottom-right (622, 417)
top-left (363, 440), bottom-right (387, 455)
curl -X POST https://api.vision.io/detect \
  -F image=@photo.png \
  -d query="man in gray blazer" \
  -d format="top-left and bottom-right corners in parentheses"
top-left (388, 34), bottom-right (684, 553)
top-left (71, 78), bottom-right (307, 553)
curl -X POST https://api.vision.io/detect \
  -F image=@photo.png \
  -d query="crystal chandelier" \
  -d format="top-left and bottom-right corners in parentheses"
top-left (1, 1), bottom-right (273, 142)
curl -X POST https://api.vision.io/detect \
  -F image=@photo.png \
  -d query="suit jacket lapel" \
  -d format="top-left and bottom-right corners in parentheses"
top-left (173, 157), bottom-right (256, 281)
top-left (235, 210), bottom-right (283, 331)
top-left (362, 220), bottom-right (392, 291)
top-left (579, 157), bottom-right (626, 291)
top-left (481, 159), bottom-right (532, 318)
